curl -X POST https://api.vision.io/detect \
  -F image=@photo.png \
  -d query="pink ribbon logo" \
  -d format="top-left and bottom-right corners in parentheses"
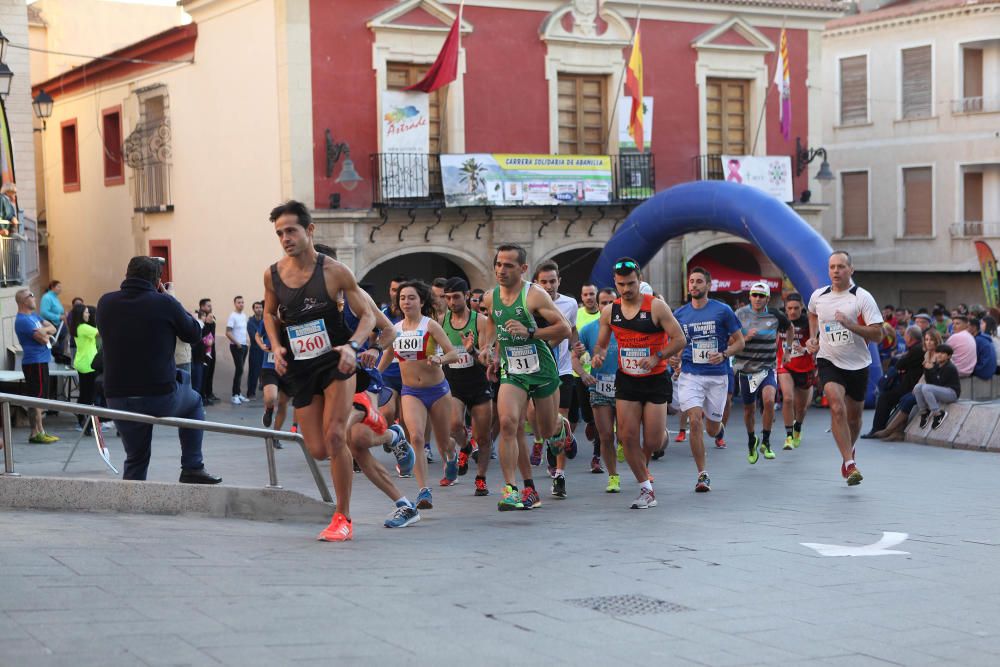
top-left (726, 159), bottom-right (743, 184)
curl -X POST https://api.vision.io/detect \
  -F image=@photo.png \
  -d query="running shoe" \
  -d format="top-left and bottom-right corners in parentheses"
top-left (498, 485), bottom-right (523, 511)
top-left (931, 410), bottom-right (948, 430)
top-left (761, 441), bottom-right (776, 460)
top-left (747, 435), bottom-right (760, 464)
top-left (521, 487), bottom-right (540, 509)
top-left (674, 429), bottom-right (687, 442)
top-left (352, 392), bottom-right (387, 435)
top-left (262, 407), bottom-right (274, 428)
top-left (561, 417), bottom-right (576, 458)
top-left (616, 440), bottom-right (625, 462)
top-left (606, 474), bottom-right (621, 493)
top-left (918, 411), bottom-right (931, 429)
top-left (444, 455), bottom-right (459, 482)
top-left (353, 459), bottom-right (362, 473)
top-left (546, 447), bottom-right (557, 477)
top-left (840, 447), bottom-right (858, 479)
top-left (457, 450), bottom-right (470, 476)
top-left (714, 434), bottom-right (727, 449)
top-left (630, 487), bottom-right (657, 509)
top-left (565, 437), bottom-right (578, 460)
top-left (439, 476), bottom-right (457, 487)
top-left (791, 432), bottom-right (802, 448)
top-left (290, 423), bottom-right (298, 434)
top-left (551, 474), bottom-right (566, 498)
top-left (231, 395), bottom-right (242, 405)
top-left (416, 487), bottom-right (433, 509)
top-left (384, 504), bottom-right (420, 528)
top-left (44, 432), bottom-right (59, 443)
top-left (845, 463), bottom-right (863, 486)
top-left (530, 440), bottom-right (543, 466)
top-left (317, 513), bottom-right (353, 542)
top-left (28, 433), bottom-right (55, 444)
top-left (388, 425), bottom-right (415, 478)
top-left (695, 472), bottom-right (711, 493)
top-left (590, 456), bottom-right (604, 474)
top-left (425, 443), bottom-right (434, 463)
top-left (474, 477), bottom-right (489, 496)
top-left (783, 435), bottom-right (794, 451)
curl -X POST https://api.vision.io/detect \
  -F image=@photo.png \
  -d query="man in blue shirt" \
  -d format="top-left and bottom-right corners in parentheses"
top-left (671, 267), bottom-right (744, 492)
top-left (246, 301), bottom-right (266, 400)
top-left (971, 316), bottom-right (997, 380)
top-left (14, 289), bottom-right (58, 443)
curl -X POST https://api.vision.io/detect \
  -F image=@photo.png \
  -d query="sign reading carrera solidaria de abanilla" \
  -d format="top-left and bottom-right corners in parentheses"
top-left (439, 154), bottom-right (613, 207)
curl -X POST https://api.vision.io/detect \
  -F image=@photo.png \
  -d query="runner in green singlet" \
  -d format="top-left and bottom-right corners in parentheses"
top-left (479, 243), bottom-right (570, 511)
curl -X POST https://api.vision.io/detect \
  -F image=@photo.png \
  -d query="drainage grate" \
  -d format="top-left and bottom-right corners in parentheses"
top-left (564, 594), bottom-right (691, 616)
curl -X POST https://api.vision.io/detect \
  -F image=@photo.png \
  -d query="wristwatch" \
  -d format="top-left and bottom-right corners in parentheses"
top-left (348, 341), bottom-right (361, 353)
top-left (526, 327), bottom-right (536, 339)
top-left (372, 342), bottom-right (384, 353)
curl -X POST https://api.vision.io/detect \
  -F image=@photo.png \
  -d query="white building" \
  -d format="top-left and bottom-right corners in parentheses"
top-left (818, 0), bottom-right (1000, 310)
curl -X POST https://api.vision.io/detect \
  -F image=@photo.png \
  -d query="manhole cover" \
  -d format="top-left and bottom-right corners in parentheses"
top-left (564, 594), bottom-right (691, 616)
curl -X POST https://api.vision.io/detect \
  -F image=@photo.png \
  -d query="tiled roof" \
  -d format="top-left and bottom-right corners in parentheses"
top-left (706, 0), bottom-right (843, 10)
top-left (827, 0), bottom-right (1000, 29)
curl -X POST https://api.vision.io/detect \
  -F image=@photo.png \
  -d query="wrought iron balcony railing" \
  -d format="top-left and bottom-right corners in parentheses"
top-left (950, 221), bottom-right (1000, 238)
top-left (370, 153), bottom-right (655, 209)
top-left (692, 154), bottom-right (725, 182)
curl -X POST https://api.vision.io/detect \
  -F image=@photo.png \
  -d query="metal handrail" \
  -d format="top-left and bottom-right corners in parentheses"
top-left (0, 393), bottom-right (332, 503)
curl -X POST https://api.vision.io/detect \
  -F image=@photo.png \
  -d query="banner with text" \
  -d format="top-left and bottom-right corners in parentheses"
top-left (381, 90), bottom-right (430, 198)
top-left (617, 96), bottom-right (653, 152)
top-left (439, 154), bottom-right (613, 207)
top-left (720, 155), bottom-right (793, 203)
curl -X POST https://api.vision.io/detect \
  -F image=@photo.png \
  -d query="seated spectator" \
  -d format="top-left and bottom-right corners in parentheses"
top-left (914, 312), bottom-right (933, 333)
top-left (882, 304), bottom-right (897, 329)
top-left (863, 325), bottom-right (924, 437)
top-left (913, 343), bottom-right (961, 430)
top-left (946, 315), bottom-right (976, 377)
top-left (983, 316), bottom-right (1000, 374)
top-left (933, 307), bottom-right (952, 337)
top-left (970, 316), bottom-right (997, 381)
top-left (873, 329), bottom-right (942, 440)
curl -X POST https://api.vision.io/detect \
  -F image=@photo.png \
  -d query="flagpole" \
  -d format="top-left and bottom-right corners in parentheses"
top-left (750, 16), bottom-right (785, 155)
top-left (439, 0), bottom-right (464, 152)
top-left (604, 4), bottom-right (641, 152)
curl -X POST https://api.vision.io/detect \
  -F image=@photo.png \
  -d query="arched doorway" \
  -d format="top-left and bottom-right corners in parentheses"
top-left (545, 246), bottom-right (603, 302)
top-left (687, 243), bottom-right (782, 309)
top-left (360, 252), bottom-right (472, 307)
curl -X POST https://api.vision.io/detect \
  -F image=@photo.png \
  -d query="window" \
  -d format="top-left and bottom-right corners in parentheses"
top-left (901, 46), bottom-right (932, 119)
top-left (557, 74), bottom-right (606, 155)
top-left (962, 47), bottom-right (984, 112)
top-left (387, 62), bottom-right (442, 153)
top-left (840, 171), bottom-right (869, 238)
top-left (124, 86), bottom-right (173, 212)
top-left (60, 119), bottom-right (80, 192)
top-left (102, 106), bottom-right (124, 186)
top-left (964, 171), bottom-right (983, 222)
top-left (705, 78), bottom-right (749, 155)
top-left (839, 55), bottom-right (868, 125)
top-left (902, 167), bottom-right (933, 236)
top-left (148, 240), bottom-right (171, 283)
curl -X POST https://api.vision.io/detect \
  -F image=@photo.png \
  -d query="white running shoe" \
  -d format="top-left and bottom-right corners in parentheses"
top-left (630, 487), bottom-right (657, 509)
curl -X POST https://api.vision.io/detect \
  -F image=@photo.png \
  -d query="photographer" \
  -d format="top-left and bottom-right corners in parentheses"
top-left (96, 257), bottom-right (221, 483)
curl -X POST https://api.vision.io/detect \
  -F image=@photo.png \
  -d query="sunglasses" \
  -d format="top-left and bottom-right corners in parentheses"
top-left (750, 293), bottom-right (769, 298)
top-left (613, 260), bottom-right (639, 274)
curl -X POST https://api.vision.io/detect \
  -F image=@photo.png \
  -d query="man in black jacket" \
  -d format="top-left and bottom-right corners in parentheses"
top-left (97, 257), bottom-right (221, 483)
top-left (863, 325), bottom-right (924, 437)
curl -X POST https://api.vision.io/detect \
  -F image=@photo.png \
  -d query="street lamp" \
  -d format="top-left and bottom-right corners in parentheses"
top-left (0, 63), bottom-right (12, 99)
top-left (326, 129), bottom-right (363, 191)
top-left (32, 89), bottom-right (53, 131)
top-left (795, 137), bottom-right (834, 182)
top-left (0, 29), bottom-right (8, 67)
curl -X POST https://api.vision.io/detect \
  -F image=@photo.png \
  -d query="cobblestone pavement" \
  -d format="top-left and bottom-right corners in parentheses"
top-left (2, 403), bottom-right (999, 666)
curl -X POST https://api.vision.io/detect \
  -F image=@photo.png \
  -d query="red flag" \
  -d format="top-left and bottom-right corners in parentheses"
top-left (624, 24), bottom-right (644, 152)
top-left (405, 14), bottom-right (461, 93)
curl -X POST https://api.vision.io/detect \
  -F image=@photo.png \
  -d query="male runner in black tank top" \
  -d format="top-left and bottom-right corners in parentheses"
top-left (263, 201), bottom-right (375, 543)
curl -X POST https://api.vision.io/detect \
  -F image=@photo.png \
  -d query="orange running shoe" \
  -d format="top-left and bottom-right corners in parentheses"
top-left (353, 392), bottom-right (387, 435)
top-left (674, 430), bottom-right (687, 442)
top-left (317, 513), bottom-right (353, 542)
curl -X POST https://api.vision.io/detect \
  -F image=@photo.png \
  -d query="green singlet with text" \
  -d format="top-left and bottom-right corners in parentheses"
top-left (492, 281), bottom-right (561, 398)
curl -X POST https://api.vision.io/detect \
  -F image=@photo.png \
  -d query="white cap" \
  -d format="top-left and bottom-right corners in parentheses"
top-left (749, 281), bottom-right (770, 296)
top-left (639, 281), bottom-right (654, 295)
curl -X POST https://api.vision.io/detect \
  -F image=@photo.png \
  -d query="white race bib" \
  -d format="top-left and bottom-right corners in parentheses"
top-left (823, 321), bottom-right (852, 347)
top-left (450, 351), bottom-right (475, 369)
top-left (784, 342), bottom-right (805, 359)
top-left (596, 373), bottom-right (616, 397)
top-left (746, 369), bottom-right (769, 393)
top-left (692, 337), bottom-right (716, 364)
top-left (505, 344), bottom-right (540, 375)
top-left (266, 352), bottom-right (275, 364)
top-left (619, 347), bottom-right (651, 375)
top-left (393, 330), bottom-right (426, 361)
top-left (286, 319), bottom-right (333, 360)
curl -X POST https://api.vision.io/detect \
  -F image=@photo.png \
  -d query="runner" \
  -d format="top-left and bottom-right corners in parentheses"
top-left (806, 251), bottom-right (883, 486)
top-left (255, 326), bottom-right (289, 440)
top-left (573, 287), bottom-right (622, 492)
top-left (263, 200), bottom-right (376, 542)
top-left (733, 281), bottom-right (793, 464)
top-left (532, 260), bottom-right (578, 498)
top-left (378, 276), bottom-right (406, 426)
top-left (442, 277), bottom-right (494, 497)
top-left (592, 258), bottom-right (685, 509)
top-left (574, 283), bottom-right (601, 472)
top-left (478, 243), bottom-right (570, 511)
top-left (672, 266), bottom-right (745, 492)
top-left (777, 292), bottom-right (816, 450)
top-left (378, 280), bottom-right (461, 509)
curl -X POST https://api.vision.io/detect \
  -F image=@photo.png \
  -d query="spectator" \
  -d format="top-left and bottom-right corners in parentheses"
top-left (914, 312), bottom-right (932, 332)
top-left (226, 295), bottom-right (249, 404)
top-left (245, 300), bottom-right (265, 401)
top-left (946, 315), bottom-right (976, 377)
top-left (197, 298), bottom-right (219, 403)
top-left (70, 302), bottom-right (102, 433)
top-left (983, 316), bottom-right (1000, 374)
top-left (14, 289), bottom-right (58, 443)
top-left (863, 325), bottom-right (924, 437)
top-left (97, 256), bottom-right (221, 484)
top-left (0, 182), bottom-right (19, 237)
top-left (882, 305), bottom-right (897, 328)
top-left (40, 280), bottom-right (68, 355)
top-left (872, 329), bottom-right (942, 440)
top-left (932, 307), bottom-right (952, 337)
top-left (913, 343), bottom-right (961, 430)
top-left (970, 316), bottom-right (997, 381)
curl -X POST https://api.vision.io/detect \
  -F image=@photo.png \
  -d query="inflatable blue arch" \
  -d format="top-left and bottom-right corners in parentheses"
top-left (590, 180), bottom-right (882, 406)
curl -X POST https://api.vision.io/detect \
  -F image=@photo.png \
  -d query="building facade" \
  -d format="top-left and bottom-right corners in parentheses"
top-left (818, 0), bottom-right (1000, 310)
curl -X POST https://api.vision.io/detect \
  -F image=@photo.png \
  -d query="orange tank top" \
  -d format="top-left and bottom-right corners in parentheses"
top-left (609, 294), bottom-right (669, 377)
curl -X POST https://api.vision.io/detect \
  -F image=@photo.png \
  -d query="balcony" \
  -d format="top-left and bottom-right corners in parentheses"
top-left (370, 153), bottom-right (655, 209)
top-left (953, 97), bottom-right (1000, 115)
top-left (692, 154), bottom-right (725, 181)
top-left (950, 221), bottom-right (1000, 238)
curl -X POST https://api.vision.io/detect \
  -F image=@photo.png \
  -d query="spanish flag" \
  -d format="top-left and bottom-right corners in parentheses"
top-left (625, 23), bottom-right (644, 153)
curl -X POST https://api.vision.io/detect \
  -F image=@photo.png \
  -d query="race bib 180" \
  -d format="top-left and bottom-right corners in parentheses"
top-left (393, 330), bottom-right (426, 362)
top-left (286, 319), bottom-right (333, 361)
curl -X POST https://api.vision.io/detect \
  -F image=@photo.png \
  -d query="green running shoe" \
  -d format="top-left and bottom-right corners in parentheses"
top-left (497, 485), bottom-right (524, 511)
top-left (791, 432), bottom-right (802, 448)
top-left (783, 435), bottom-right (794, 451)
top-left (747, 436), bottom-right (759, 464)
top-left (762, 441), bottom-right (776, 460)
top-left (606, 474), bottom-right (621, 493)
top-left (616, 440), bottom-right (625, 463)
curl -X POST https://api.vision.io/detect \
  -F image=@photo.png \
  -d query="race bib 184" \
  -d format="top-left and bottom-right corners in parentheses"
top-left (596, 373), bottom-right (616, 397)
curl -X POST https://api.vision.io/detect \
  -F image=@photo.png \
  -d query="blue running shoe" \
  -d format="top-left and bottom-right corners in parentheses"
top-left (384, 503), bottom-right (420, 528)
top-left (416, 487), bottom-right (433, 509)
top-left (444, 455), bottom-right (459, 482)
top-left (388, 425), bottom-right (415, 478)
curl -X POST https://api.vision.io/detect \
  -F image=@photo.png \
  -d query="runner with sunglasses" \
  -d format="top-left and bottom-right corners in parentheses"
top-left (592, 258), bottom-right (685, 510)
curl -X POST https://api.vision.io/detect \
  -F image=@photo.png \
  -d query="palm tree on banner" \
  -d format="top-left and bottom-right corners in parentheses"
top-left (458, 158), bottom-right (486, 194)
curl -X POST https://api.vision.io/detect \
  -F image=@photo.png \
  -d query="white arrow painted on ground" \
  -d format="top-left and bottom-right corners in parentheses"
top-left (801, 532), bottom-right (910, 557)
